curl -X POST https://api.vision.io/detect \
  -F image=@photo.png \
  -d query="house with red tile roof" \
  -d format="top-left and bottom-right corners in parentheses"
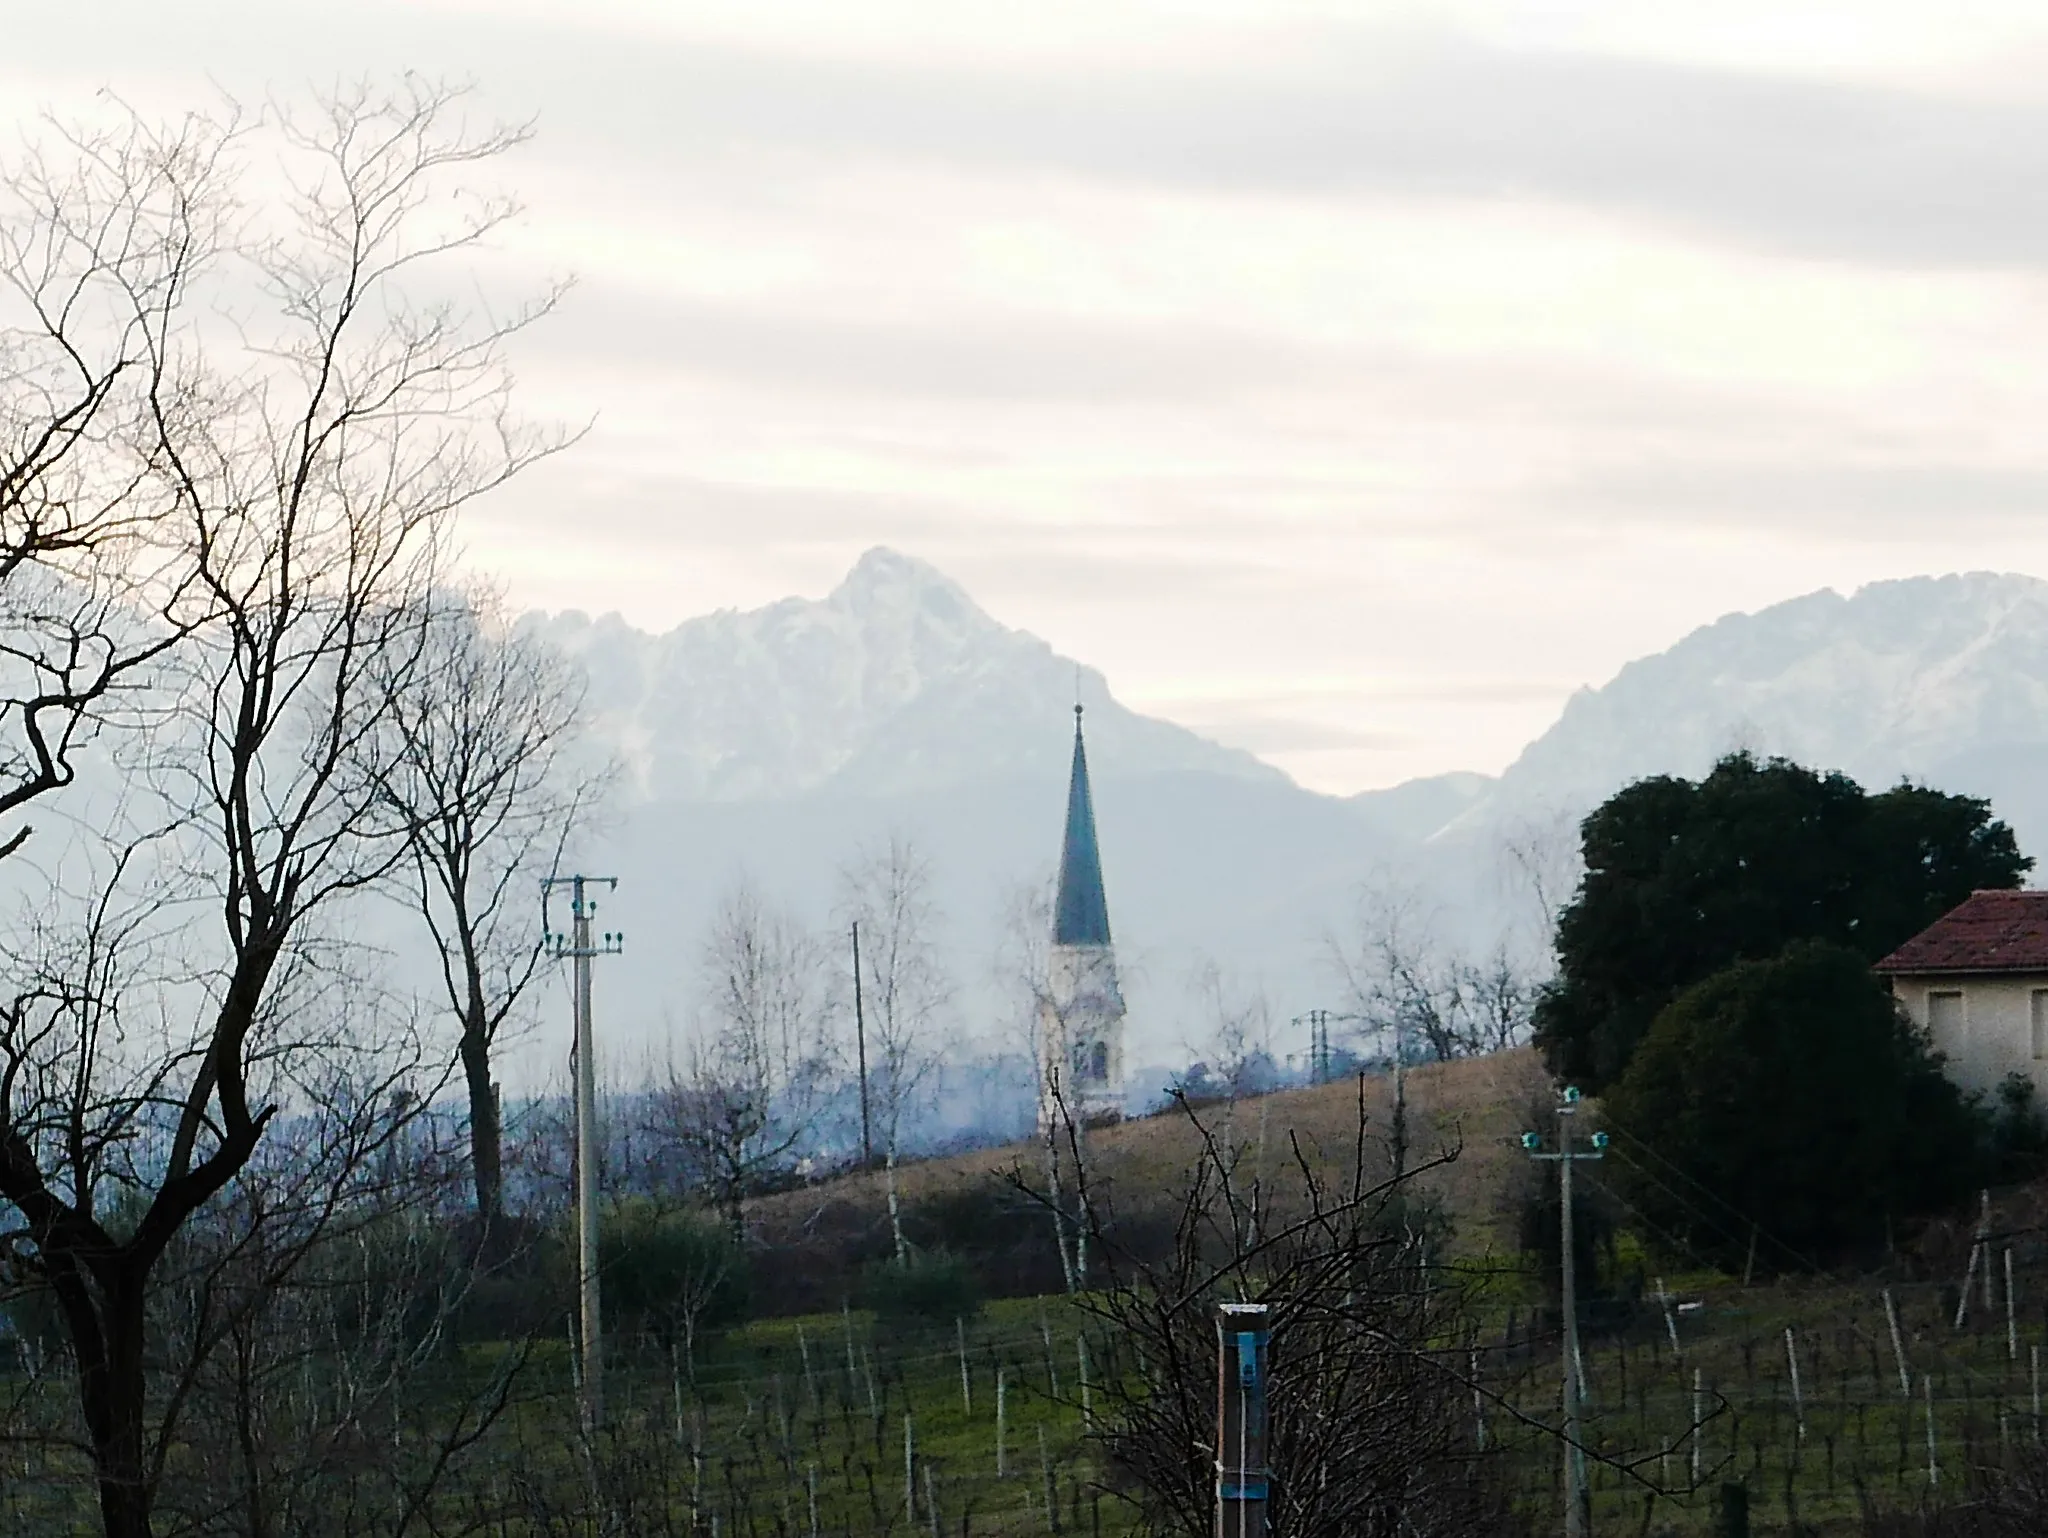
top-left (1875, 889), bottom-right (2048, 1098)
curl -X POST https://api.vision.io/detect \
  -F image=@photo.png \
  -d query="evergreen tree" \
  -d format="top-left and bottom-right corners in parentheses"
top-left (1535, 753), bottom-right (2028, 1089)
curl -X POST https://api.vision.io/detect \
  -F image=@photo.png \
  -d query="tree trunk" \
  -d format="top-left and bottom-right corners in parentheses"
top-left (461, 1012), bottom-right (502, 1224)
top-left (61, 1261), bottom-right (155, 1538)
top-left (885, 1147), bottom-right (907, 1265)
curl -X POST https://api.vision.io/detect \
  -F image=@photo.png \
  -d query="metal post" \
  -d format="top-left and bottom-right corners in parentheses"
top-left (544, 874), bottom-right (621, 1434)
top-left (1215, 1302), bottom-right (1271, 1538)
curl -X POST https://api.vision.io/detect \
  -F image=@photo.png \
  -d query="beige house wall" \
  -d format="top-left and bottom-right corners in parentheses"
top-left (1891, 973), bottom-right (2048, 1101)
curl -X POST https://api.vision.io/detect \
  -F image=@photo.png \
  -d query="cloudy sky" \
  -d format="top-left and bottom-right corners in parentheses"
top-left (14, 1), bottom-right (2048, 793)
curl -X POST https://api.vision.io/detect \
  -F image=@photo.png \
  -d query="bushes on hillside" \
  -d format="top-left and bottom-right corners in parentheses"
top-left (1603, 941), bottom-right (1985, 1267)
top-left (600, 1200), bottom-right (751, 1360)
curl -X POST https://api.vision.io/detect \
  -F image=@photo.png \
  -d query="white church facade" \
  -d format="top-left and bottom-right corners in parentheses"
top-left (1038, 706), bottom-right (1127, 1129)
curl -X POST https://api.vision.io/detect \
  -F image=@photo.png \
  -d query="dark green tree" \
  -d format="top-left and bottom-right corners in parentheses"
top-left (1535, 753), bottom-right (2028, 1089)
top-left (1603, 941), bottom-right (1984, 1266)
top-left (600, 1201), bottom-right (750, 1372)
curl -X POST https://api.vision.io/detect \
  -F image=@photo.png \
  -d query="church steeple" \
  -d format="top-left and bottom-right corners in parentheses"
top-left (1053, 704), bottom-right (1111, 947)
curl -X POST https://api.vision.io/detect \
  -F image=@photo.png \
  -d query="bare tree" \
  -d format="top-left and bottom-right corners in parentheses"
top-left (993, 875), bottom-right (1094, 1291)
top-left (1456, 943), bottom-right (1537, 1056)
top-left (1185, 959), bottom-right (1276, 1101)
top-left (0, 105), bottom-right (229, 860)
top-left (656, 881), bottom-right (835, 1236)
top-left (1329, 883), bottom-right (1474, 1065)
top-left (0, 82), bottom-right (563, 1538)
top-left (1030, 1084), bottom-right (1526, 1538)
top-left (371, 583), bottom-right (596, 1229)
top-left (837, 833), bottom-right (951, 1262)
top-left (1494, 805), bottom-right (1583, 955)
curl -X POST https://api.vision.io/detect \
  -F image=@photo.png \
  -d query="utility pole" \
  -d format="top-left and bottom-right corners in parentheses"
top-left (1215, 1302), bottom-right (1271, 1538)
top-left (852, 920), bottom-right (872, 1169)
top-left (1524, 1086), bottom-right (1606, 1538)
top-left (545, 874), bottom-right (622, 1434)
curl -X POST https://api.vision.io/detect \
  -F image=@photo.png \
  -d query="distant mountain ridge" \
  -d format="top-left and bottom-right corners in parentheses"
top-left (522, 548), bottom-right (1277, 803)
top-left (1448, 571), bottom-right (2048, 856)
top-left (505, 558), bottom-right (2048, 1083)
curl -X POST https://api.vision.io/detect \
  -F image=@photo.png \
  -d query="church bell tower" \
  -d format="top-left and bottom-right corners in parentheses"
top-left (1038, 704), bottom-right (1126, 1129)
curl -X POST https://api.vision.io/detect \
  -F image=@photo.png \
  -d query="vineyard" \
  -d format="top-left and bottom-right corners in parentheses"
top-left (6, 1250), bottom-right (2048, 1534)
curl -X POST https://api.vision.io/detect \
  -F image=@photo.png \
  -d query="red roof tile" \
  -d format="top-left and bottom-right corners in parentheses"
top-left (1874, 890), bottom-right (2048, 975)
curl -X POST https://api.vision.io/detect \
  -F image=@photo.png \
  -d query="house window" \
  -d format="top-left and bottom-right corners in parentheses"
top-left (1090, 1040), bottom-right (1109, 1081)
top-left (1928, 990), bottom-right (1965, 1043)
top-left (2033, 991), bottom-right (2048, 1061)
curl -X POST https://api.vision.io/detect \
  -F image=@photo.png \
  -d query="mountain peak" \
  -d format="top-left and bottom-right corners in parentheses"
top-left (524, 549), bottom-right (1278, 803)
top-left (830, 547), bottom-right (985, 624)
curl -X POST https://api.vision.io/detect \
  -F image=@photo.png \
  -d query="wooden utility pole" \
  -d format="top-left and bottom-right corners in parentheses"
top-left (1216, 1302), bottom-right (1271, 1538)
top-left (853, 921), bottom-right (872, 1169)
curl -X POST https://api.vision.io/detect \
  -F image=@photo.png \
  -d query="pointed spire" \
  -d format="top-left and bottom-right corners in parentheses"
top-left (1054, 704), bottom-right (1112, 947)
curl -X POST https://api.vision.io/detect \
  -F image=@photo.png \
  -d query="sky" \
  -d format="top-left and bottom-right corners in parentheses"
top-left (13, 2), bottom-right (2048, 793)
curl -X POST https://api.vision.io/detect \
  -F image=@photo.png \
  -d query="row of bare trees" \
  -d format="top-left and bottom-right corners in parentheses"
top-left (647, 836), bottom-right (963, 1252)
top-left (0, 81), bottom-right (609, 1538)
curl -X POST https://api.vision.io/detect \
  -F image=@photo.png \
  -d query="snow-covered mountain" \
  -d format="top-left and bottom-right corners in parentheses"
top-left (1447, 571), bottom-right (2048, 856)
top-left (511, 559), bottom-right (2048, 1087)
top-left (524, 548), bottom-right (1277, 803)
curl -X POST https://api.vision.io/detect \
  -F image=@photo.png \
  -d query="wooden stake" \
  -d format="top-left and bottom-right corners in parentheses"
top-left (1655, 1277), bottom-right (1680, 1356)
top-left (1785, 1328), bottom-right (1805, 1442)
top-left (1078, 1334), bottom-right (1092, 1428)
top-left (1883, 1289), bottom-right (1911, 1399)
top-left (904, 1414), bottom-right (916, 1526)
top-left (996, 1368), bottom-right (1008, 1478)
top-left (1924, 1374), bottom-right (1939, 1488)
top-left (1691, 1367), bottom-right (1703, 1489)
top-left (1040, 1424), bottom-right (1059, 1533)
top-left (957, 1317), bottom-right (972, 1415)
top-left (2007, 1248), bottom-right (2020, 1362)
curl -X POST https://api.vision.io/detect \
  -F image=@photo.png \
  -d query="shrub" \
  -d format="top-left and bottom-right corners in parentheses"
top-left (1603, 940), bottom-right (1986, 1268)
top-left (601, 1200), bottom-right (751, 1357)
top-left (857, 1251), bottom-right (980, 1331)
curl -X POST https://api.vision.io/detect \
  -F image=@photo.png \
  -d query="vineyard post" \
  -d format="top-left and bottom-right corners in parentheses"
top-left (1042, 1306), bottom-right (1060, 1396)
top-left (903, 1415), bottom-right (915, 1527)
top-left (1655, 1278), bottom-right (1680, 1357)
top-left (1923, 1375), bottom-right (1938, 1488)
top-left (923, 1466), bottom-right (940, 1538)
top-left (2006, 1248), bottom-right (2019, 1362)
top-left (1883, 1291), bottom-right (1910, 1399)
top-left (957, 1319), bottom-right (972, 1414)
top-left (1040, 1425), bottom-right (1059, 1533)
top-left (1785, 1330), bottom-right (1805, 1443)
top-left (997, 1369), bottom-right (1008, 1477)
top-left (799, 1323), bottom-right (817, 1412)
top-left (1079, 1335), bottom-right (1092, 1428)
top-left (1691, 1369), bottom-right (1704, 1488)
top-left (807, 1465), bottom-right (819, 1538)
top-left (1472, 1346), bottom-right (1486, 1452)
top-left (1981, 1192), bottom-right (1995, 1312)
